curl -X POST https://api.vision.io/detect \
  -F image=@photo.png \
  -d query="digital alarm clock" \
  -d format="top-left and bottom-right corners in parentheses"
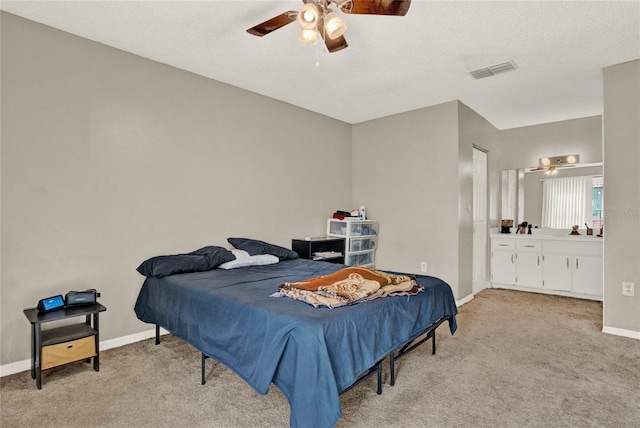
top-left (37, 295), bottom-right (65, 313)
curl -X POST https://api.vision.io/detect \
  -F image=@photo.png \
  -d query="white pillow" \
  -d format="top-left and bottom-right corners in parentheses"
top-left (218, 249), bottom-right (279, 270)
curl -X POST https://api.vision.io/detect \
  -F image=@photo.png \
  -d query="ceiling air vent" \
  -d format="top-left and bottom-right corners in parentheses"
top-left (469, 60), bottom-right (517, 80)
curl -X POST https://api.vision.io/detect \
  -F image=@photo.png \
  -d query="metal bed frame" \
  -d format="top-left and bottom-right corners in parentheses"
top-left (153, 313), bottom-right (452, 394)
top-left (388, 315), bottom-right (452, 386)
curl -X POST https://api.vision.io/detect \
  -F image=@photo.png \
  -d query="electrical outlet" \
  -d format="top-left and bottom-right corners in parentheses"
top-left (420, 261), bottom-right (428, 273)
top-left (622, 281), bottom-right (635, 297)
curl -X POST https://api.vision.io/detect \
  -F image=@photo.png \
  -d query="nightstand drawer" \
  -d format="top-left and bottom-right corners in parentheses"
top-left (42, 336), bottom-right (96, 370)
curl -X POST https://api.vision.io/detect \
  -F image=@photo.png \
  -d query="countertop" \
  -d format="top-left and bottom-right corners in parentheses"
top-left (491, 232), bottom-right (603, 243)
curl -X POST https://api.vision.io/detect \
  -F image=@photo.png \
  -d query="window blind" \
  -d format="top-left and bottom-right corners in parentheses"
top-left (541, 176), bottom-right (592, 228)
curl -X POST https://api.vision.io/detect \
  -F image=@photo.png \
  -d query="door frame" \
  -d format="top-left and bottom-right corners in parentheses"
top-left (472, 146), bottom-right (489, 294)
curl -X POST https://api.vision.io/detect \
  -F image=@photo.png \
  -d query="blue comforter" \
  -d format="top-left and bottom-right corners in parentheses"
top-left (134, 259), bottom-right (457, 428)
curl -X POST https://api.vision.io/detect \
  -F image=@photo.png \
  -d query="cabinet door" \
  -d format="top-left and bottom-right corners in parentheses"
top-left (542, 254), bottom-right (572, 292)
top-left (491, 250), bottom-right (515, 285)
top-left (516, 252), bottom-right (542, 288)
top-left (572, 255), bottom-right (603, 296)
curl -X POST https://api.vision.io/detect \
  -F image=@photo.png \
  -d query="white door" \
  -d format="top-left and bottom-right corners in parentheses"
top-left (473, 147), bottom-right (488, 294)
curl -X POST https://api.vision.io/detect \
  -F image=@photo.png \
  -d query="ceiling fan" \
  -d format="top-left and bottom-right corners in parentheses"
top-left (246, 0), bottom-right (411, 53)
top-left (528, 154), bottom-right (580, 175)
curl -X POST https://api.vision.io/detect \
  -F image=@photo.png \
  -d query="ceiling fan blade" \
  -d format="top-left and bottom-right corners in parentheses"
top-left (319, 31), bottom-right (349, 53)
top-left (247, 11), bottom-right (297, 37)
top-left (340, 0), bottom-right (411, 16)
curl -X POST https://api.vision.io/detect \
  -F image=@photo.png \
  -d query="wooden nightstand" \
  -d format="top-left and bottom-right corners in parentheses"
top-left (23, 303), bottom-right (106, 389)
top-left (292, 237), bottom-right (346, 264)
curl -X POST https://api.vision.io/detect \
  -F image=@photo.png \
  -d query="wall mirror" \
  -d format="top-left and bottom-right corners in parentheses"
top-left (501, 163), bottom-right (603, 230)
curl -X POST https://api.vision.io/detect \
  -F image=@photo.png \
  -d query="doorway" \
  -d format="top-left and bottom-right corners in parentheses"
top-left (473, 147), bottom-right (488, 294)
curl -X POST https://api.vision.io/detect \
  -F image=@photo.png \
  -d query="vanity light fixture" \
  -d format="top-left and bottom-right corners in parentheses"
top-left (534, 154), bottom-right (580, 175)
top-left (538, 154), bottom-right (580, 168)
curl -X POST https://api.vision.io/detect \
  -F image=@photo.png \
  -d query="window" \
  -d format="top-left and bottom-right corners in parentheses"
top-left (592, 176), bottom-right (604, 229)
top-left (541, 175), bottom-right (602, 229)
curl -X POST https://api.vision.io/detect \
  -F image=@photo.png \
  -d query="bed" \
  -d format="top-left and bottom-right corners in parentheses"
top-left (134, 246), bottom-right (457, 428)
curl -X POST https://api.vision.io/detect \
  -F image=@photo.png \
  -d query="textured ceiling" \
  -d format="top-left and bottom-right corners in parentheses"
top-left (2, 0), bottom-right (639, 129)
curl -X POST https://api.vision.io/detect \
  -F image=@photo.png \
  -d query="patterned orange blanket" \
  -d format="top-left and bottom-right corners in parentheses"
top-left (277, 266), bottom-right (423, 308)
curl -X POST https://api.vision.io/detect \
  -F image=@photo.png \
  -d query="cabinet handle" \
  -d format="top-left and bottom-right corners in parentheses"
top-left (498, 244), bottom-right (509, 247)
top-left (67, 344), bottom-right (73, 350)
top-left (511, 254), bottom-right (514, 263)
top-left (537, 256), bottom-right (540, 266)
top-left (576, 258), bottom-right (579, 269)
top-left (524, 245), bottom-right (535, 248)
top-left (566, 258), bottom-right (570, 268)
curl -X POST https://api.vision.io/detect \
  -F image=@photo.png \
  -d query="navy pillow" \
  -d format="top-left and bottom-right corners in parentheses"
top-left (189, 245), bottom-right (235, 261)
top-left (227, 237), bottom-right (299, 261)
top-left (136, 246), bottom-right (236, 278)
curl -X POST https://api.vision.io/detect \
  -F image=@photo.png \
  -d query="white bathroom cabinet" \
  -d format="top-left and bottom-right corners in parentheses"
top-left (491, 234), bottom-right (603, 299)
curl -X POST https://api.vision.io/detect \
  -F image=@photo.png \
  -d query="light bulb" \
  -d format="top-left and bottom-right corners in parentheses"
top-left (297, 3), bottom-right (319, 30)
top-left (324, 11), bottom-right (346, 39)
top-left (299, 29), bottom-right (317, 45)
top-left (302, 10), bottom-right (315, 22)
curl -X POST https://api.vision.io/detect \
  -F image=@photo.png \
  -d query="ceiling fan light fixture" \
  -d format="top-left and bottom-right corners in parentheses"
top-left (566, 155), bottom-right (577, 164)
top-left (297, 3), bottom-right (320, 30)
top-left (323, 11), bottom-right (347, 39)
top-left (299, 28), bottom-right (317, 45)
top-left (247, 0), bottom-right (412, 53)
top-left (540, 157), bottom-right (551, 166)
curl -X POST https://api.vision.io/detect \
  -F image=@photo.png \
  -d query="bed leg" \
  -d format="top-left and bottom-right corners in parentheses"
top-left (201, 353), bottom-right (207, 385)
top-left (389, 351), bottom-right (396, 387)
top-left (376, 362), bottom-right (382, 395)
top-left (155, 324), bottom-right (160, 345)
top-left (432, 330), bottom-right (436, 355)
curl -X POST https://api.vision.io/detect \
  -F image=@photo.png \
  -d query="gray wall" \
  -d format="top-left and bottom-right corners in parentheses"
top-left (458, 103), bottom-right (502, 296)
top-left (1, 13), bottom-right (352, 365)
top-left (603, 60), bottom-right (640, 333)
top-left (351, 101), bottom-right (501, 300)
top-left (3, 13), bottom-right (638, 368)
top-left (498, 116), bottom-right (603, 171)
top-left (497, 116), bottom-right (603, 227)
top-left (352, 102), bottom-right (461, 293)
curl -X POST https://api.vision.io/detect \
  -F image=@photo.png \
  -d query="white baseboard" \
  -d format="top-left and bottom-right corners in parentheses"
top-left (0, 326), bottom-right (169, 378)
top-left (492, 283), bottom-right (602, 301)
top-left (456, 293), bottom-right (474, 307)
top-left (0, 359), bottom-right (32, 378)
top-left (602, 326), bottom-right (640, 340)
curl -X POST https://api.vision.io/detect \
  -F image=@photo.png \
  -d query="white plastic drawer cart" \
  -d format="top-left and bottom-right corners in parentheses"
top-left (327, 218), bottom-right (378, 267)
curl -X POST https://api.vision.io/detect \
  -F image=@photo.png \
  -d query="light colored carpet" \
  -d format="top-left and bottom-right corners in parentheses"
top-left (2, 289), bottom-right (639, 427)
